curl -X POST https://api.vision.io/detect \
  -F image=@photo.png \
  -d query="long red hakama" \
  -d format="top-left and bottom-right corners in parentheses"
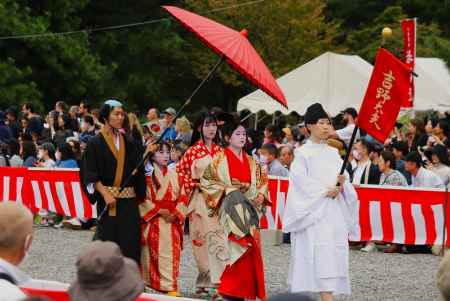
top-left (217, 148), bottom-right (266, 300)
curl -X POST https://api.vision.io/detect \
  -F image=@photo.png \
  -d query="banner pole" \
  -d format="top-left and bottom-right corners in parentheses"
top-left (442, 180), bottom-right (449, 256)
top-left (339, 125), bottom-right (359, 176)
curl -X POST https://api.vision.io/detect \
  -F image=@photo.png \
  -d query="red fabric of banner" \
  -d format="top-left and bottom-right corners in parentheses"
top-left (358, 48), bottom-right (412, 143)
top-left (401, 19), bottom-right (416, 108)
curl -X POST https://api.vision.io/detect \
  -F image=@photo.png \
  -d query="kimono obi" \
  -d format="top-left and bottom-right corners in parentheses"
top-left (230, 179), bottom-right (251, 193)
top-left (105, 186), bottom-right (136, 199)
top-left (154, 199), bottom-right (178, 211)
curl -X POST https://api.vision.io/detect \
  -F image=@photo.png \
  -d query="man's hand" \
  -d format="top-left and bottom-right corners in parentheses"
top-left (326, 187), bottom-right (340, 199)
top-left (337, 174), bottom-right (346, 187)
top-left (103, 191), bottom-right (117, 205)
top-left (253, 193), bottom-right (265, 206)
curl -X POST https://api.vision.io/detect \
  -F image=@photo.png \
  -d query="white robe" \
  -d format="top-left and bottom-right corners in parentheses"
top-left (283, 140), bottom-right (358, 295)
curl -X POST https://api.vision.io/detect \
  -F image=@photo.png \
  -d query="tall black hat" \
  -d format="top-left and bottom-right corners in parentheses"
top-left (304, 103), bottom-right (329, 125)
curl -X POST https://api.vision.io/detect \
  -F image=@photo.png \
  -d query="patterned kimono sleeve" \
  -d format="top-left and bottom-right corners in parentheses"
top-left (199, 154), bottom-right (231, 215)
top-left (176, 148), bottom-right (197, 196)
top-left (255, 161), bottom-right (270, 214)
top-left (172, 175), bottom-right (189, 225)
top-left (139, 181), bottom-right (160, 223)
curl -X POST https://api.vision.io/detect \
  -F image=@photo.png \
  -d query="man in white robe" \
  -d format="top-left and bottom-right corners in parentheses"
top-left (283, 103), bottom-right (358, 301)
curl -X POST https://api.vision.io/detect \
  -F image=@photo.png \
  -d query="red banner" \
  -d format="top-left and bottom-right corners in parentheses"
top-left (401, 18), bottom-right (416, 108)
top-left (357, 48), bottom-right (411, 143)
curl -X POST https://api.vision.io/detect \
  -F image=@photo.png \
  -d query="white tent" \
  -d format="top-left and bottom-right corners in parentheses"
top-left (237, 52), bottom-right (372, 115)
top-left (414, 58), bottom-right (450, 111)
top-left (237, 52), bottom-right (450, 115)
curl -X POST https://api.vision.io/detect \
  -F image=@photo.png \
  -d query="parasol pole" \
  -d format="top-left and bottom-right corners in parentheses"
top-left (119, 55), bottom-right (225, 191)
top-left (338, 125), bottom-right (359, 176)
top-left (97, 56), bottom-right (225, 222)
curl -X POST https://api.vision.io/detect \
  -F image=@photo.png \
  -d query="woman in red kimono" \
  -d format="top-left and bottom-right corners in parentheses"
top-left (140, 142), bottom-right (188, 296)
top-left (176, 112), bottom-right (226, 297)
top-left (200, 115), bottom-right (269, 301)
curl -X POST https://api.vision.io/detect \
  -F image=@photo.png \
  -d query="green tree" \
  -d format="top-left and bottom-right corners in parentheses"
top-left (0, 0), bottom-right (111, 112)
top-left (346, 6), bottom-right (450, 66)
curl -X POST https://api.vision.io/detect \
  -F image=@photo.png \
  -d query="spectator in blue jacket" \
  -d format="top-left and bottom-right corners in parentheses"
top-left (56, 142), bottom-right (78, 168)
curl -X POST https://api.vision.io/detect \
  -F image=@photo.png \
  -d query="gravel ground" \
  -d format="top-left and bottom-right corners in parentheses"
top-left (22, 227), bottom-right (442, 300)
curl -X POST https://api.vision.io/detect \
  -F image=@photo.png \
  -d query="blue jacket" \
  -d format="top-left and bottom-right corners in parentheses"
top-left (57, 159), bottom-right (78, 168)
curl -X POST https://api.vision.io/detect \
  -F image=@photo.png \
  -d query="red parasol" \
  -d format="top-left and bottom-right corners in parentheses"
top-left (162, 5), bottom-right (288, 108)
top-left (116, 5), bottom-right (287, 198)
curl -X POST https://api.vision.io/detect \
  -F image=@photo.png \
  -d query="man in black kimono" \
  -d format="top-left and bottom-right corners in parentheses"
top-left (80, 99), bottom-right (146, 263)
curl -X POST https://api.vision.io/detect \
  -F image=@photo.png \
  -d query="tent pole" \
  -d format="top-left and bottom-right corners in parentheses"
top-left (254, 111), bottom-right (258, 131)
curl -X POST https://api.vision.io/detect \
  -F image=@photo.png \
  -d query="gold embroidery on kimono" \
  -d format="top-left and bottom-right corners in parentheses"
top-left (200, 151), bottom-right (269, 265)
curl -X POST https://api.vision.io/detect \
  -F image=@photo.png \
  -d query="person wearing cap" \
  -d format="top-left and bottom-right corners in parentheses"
top-left (404, 151), bottom-right (444, 189)
top-left (0, 202), bottom-right (34, 301)
top-left (68, 241), bottom-right (144, 301)
top-left (80, 99), bottom-right (147, 263)
top-left (331, 107), bottom-right (360, 147)
top-left (283, 103), bottom-right (357, 301)
top-left (161, 107), bottom-right (177, 142)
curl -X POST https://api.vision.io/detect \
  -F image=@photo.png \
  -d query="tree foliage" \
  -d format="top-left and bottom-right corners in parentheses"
top-left (0, 0), bottom-right (448, 114)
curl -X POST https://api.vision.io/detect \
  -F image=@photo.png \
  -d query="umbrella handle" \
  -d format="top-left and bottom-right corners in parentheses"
top-left (117, 55), bottom-right (225, 195)
top-left (185, 55), bottom-right (225, 104)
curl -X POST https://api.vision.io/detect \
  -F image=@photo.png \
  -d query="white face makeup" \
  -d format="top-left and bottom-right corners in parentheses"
top-left (153, 146), bottom-right (171, 167)
top-left (202, 120), bottom-right (218, 141)
top-left (229, 125), bottom-right (247, 149)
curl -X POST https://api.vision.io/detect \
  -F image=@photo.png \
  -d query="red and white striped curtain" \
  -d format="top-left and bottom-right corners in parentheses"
top-left (261, 176), bottom-right (450, 246)
top-left (1, 169), bottom-right (449, 246)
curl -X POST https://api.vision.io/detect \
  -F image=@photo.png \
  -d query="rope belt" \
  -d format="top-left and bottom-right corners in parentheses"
top-left (105, 186), bottom-right (136, 216)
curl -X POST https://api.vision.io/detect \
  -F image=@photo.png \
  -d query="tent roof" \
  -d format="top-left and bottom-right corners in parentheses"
top-left (414, 58), bottom-right (450, 111)
top-left (237, 52), bottom-right (450, 115)
top-left (237, 52), bottom-right (372, 115)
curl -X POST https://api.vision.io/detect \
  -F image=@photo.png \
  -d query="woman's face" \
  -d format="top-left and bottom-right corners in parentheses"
top-left (108, 107), bottom-right (125, 130)
top-left (264, 129), bottom-right (271, 139)
top-left (431, 153), bottom-right (440, 164)
top-left (229, 125), bottom-right (247, 149)
top-left (202, 120), bottom-right (217, 141)
top-left (408, 123), bottom-right (416, 135)
top-left (153, 146), bottom-right (170, 167)
top-left (425, 120), bottom-right (434, 134)
top-left (378, 156), bottom-right (387, 172)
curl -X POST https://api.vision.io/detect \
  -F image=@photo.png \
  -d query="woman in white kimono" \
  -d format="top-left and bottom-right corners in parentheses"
top-left (283, 103), bottom-right (358, 301)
